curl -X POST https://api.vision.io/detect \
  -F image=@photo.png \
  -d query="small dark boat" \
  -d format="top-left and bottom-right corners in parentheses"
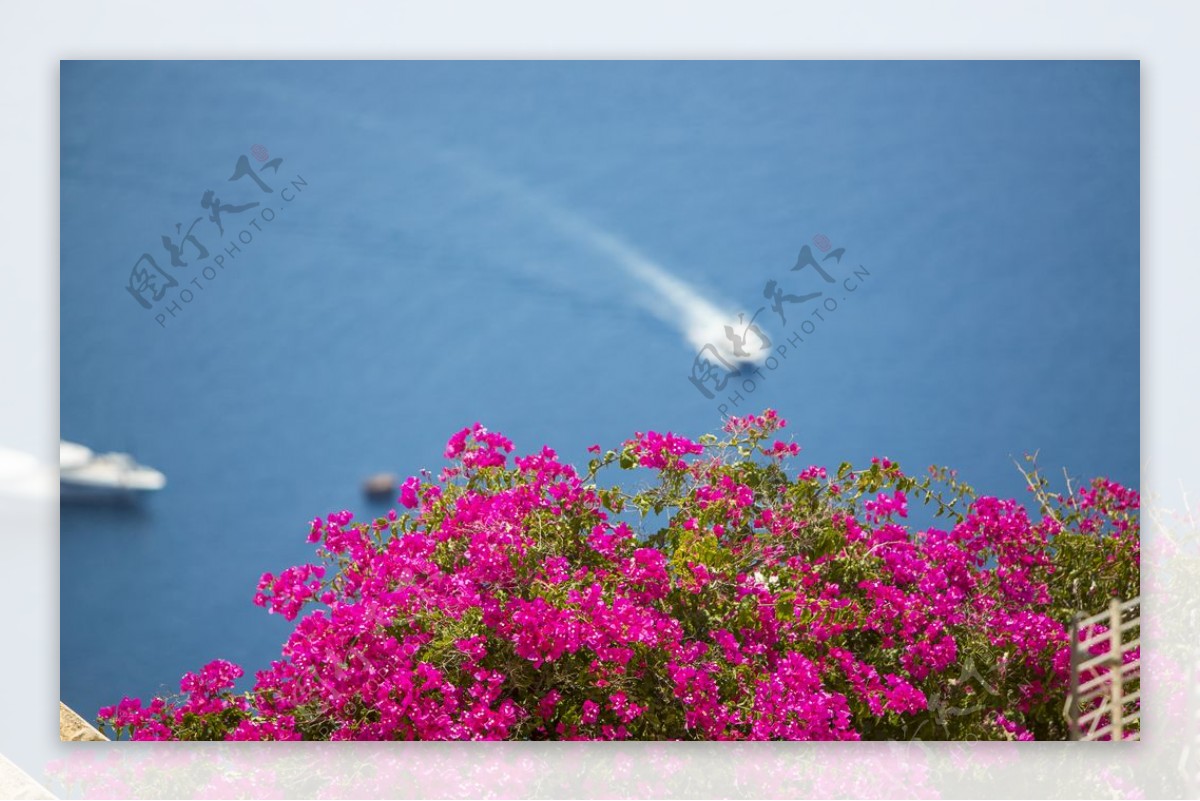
top-left (363, 472), bottom-right (398, 500)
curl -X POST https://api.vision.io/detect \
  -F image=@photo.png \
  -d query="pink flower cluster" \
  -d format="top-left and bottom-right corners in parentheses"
top-left (98, 410), bottom-right (1140, 741)
top-left (623, 430), bottom-right (704, 470)
top-left (722, 410), bottom-right (785, 437)
top-left (444, 423), bottom-right (514, 471)
top-left (101, 660), bottom-right (249, 741)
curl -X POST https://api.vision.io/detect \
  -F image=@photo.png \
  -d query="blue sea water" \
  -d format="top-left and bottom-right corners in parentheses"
top-left (60, 61), bottom-right (1139, 721)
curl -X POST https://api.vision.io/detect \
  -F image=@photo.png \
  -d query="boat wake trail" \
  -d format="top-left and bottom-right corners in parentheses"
top-left (437, 152), bottom-right (765, 366)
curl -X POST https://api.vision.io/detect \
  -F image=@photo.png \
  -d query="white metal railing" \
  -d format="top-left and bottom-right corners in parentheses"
top-left (1064, 596), bottom-right (1141, 741)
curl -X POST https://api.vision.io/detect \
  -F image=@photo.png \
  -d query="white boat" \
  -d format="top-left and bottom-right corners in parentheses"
top-left (60, 441), bottom-right (166, 500)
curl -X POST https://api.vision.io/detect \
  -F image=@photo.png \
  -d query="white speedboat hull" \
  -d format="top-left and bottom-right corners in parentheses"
top-left (60, 442), bottom-right (166, 501)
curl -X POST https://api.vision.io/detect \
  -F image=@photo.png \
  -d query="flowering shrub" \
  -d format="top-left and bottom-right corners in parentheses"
top-left (99, 411), bottom-right (1139, 741)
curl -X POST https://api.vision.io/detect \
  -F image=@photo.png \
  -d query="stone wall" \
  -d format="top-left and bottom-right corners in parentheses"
top-left (58, 702), bottom-right (106, 742)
